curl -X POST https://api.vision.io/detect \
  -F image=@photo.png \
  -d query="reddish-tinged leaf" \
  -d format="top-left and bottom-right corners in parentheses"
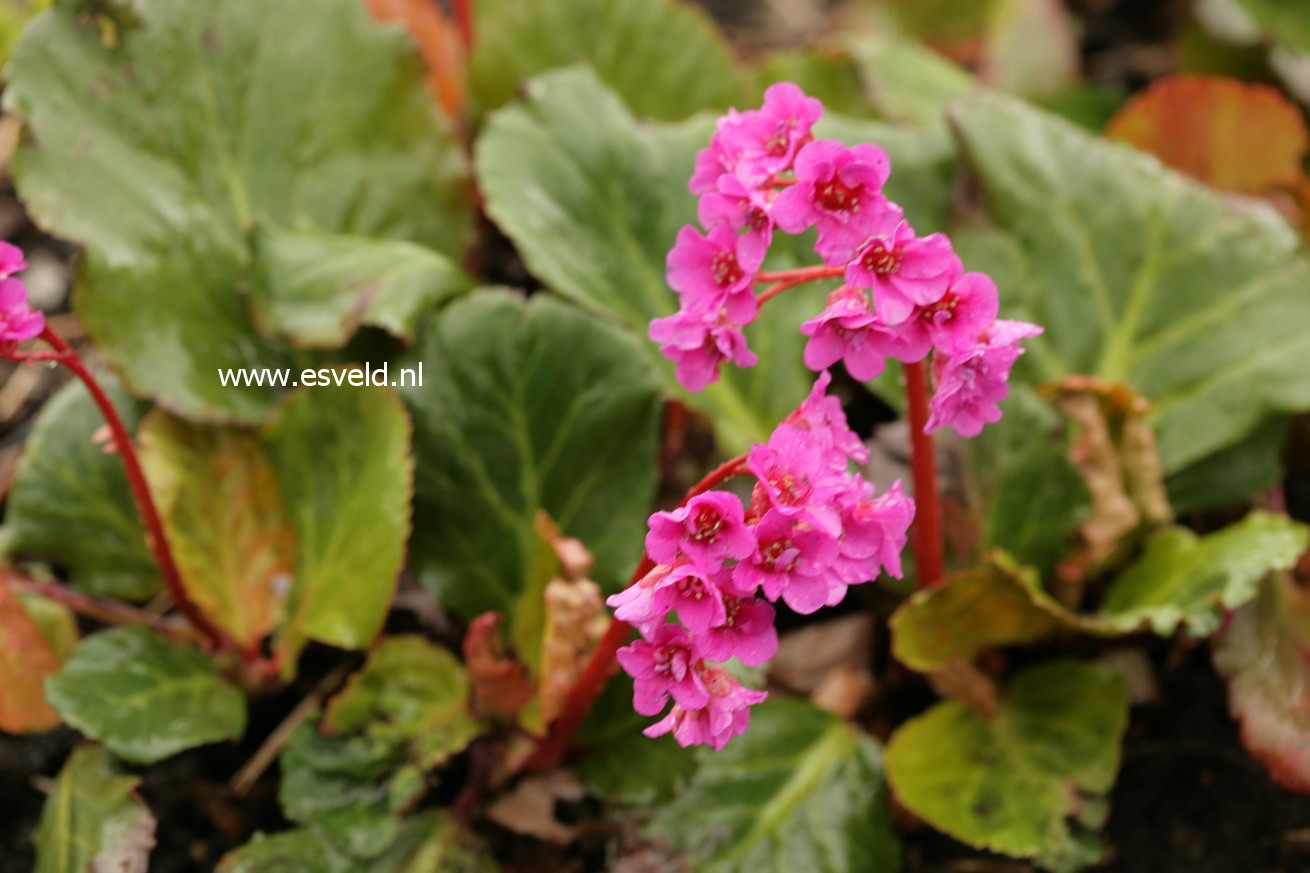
top-left (463, 612), bottom-right (534, 719)
top-left (1214, 573), bottom-right (1310, 794)
top-left (367, 0), bottom-right (467, 118)
top-left (1106, 74), bottom-right (1309, 195)
top-left (0, 574), bottom-right (62, 733)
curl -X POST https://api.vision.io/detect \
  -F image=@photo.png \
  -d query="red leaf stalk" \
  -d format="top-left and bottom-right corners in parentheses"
top-left (903, 359), bottom-right (943, 588)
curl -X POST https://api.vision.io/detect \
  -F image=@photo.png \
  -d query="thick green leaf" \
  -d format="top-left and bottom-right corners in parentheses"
top-left (33, 746), bottom-right (156, 873)
top-left (0, 575), bottom-right (62, 733)
top-left (885, 660), bottom-right (1129, 871)
top-left (754, 48), bottom-right (873, 118)
top-left (470, 0), bottom-right (742, 120)
top-left (890, 561), bottom-right (1112, 673)
top-left (475, 67), bottom-right (954, 449)
top-left (16, 590), bottom-right (79, 662)
top-left (278, 716), bottom-right (420, 860)
top-left (3, 376), bottom-right (158, 601)
top-left (139, 413), bottom-right (295, 647)
top-left (649, 699), bottom-right (900, 873)
top-left (1100, 511), bottom-right (1309, 637)
top-left (6, 0), bottom-right (470, 420)
top-left (951, 92), bottom-right (1310, 473)
top-left (324, 635), bottom-right (481, 769)
top-left (1213, 573), bottom-right (1310, 793)
top-left (399, 289), bottom-right (660, 619)
top-left (45, 627), bottom-right (246, 764)
top-left (251, 227), bottom-right (474, 348)
top-left (219, 811), bottom-right (495, 873)
top-left (264, 386), bottom-right (412, 660)
top-left (1163, 415), bottom-right (1288, 515)
top-left (0, 0), bottom-right (47, 66)
top-left (844, 31), bottom-right (973, 130)
top-left (1234, 0), bottom-right (1310, 52)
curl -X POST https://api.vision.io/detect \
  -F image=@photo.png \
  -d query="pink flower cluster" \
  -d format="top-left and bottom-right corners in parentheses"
top-left (0, 242), bottom-right (42, 345)
top-left (650, 83), bottom-right (1042, 438)
top-left (610, 373), bottom-right (913, 749)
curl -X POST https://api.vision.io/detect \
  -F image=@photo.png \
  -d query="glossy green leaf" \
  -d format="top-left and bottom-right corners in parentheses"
top-left (951, 92), bottom-right (1310, 473)
top-left (399, 289), bottom-right (660, 619)
top-left (33, 746), bottom-right (156, 873)
top-left (844, 31), bottom-right (972, 130)
top-left (139, 413), bottom-right (295, 647)
top-left (6, 0), bottom-right (470, 420)
top-left (1233, 0), bottom-right (1310, 52)
top-left (1163, 415), bottom-right (1288, 515)
top-left (475, 67), bottom-right (954, 449)
top-left (885, 660), bottom-right (1129, 871)
top-left (16, 591), bottom-right (79, 662)
top-left (324, 635), bottom-right (481, 769)
top-left (45, 627), bottom-right (246, 764)
top-left (471, 0), bottom-right (742, 119)
top-left (1099, 511), bottom-right (1309, 637)
top-left (649, 699), bottom-right (900, 872)
top-left (3, 376), bottom-right (158, 601)
top-left (251, 227), bottom-right (474, 349)
top-left (1213, 573), bottom-right (1310, 793)
top-left (265, 386), bottom-right (412, 661)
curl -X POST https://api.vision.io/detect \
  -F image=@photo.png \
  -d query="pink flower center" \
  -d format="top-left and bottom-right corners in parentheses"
top-left (721, 595), bottom-right (741, 628)
top-left (711, 251), bottom-right (744, 287)
top-left (759, 536), bottom-right (799, 571)
top-left (861, 240), bottom-right (903, 277)
top-left (768, 468), bottom-right (811, 506)
top-left (689, 506), bottom-right (724, 543)
top-left (653, 644), bottom-right (689, 681)
top-left (816, 176), bottom-right (859, 213)
top-left (746, 206), bottom-right (770, 232)
top-left (765, 130), bottom-right (790, 157)
top-left (921, 291), bottom-right (959, 322)
top-left (677, 574), bottom-right (708, 601)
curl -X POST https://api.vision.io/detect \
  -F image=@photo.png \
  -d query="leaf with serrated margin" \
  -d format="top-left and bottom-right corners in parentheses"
top-left (950, 92), bottom-right (1310, 475)
top-left (33, 746), bottom-right (156, 873)
top-left (139, 412), bottom-right (295, 647)
top-left (398, 289), bottom-right (660, 621)
top-left (46, 627), bottom-right (246, 764)
top-left (3, 375), bottom-right (158, 601)
top-left (6, 0), bottom-right (470, 420)
top-left (1213, 573), bottom-right (1310, 794)
top-left (885, 660), bottom-right (1128, 871)
top-left (264, 385), bottom-right (412, 664)
top-left (1100, 511), bottom-right (1309, 637)
top-left (471, 0), bottom-right (743, 120)
top-left (649, 699), bottom-right (900, 873)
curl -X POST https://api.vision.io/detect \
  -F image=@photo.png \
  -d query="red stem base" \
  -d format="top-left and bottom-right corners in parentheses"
top-left (904, 360), bottom-right (944, 588)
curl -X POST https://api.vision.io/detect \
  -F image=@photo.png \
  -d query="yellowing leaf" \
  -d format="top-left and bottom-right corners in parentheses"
top-left (0, 574), bottom-right (61, 733)
top-left (140, 413), bottom-right (295, 647)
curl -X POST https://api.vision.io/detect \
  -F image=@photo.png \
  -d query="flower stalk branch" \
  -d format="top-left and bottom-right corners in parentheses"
top-left (904, 360), bottom-right (943, 588)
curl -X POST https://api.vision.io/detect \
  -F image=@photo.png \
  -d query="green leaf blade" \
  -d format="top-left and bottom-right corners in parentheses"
top-left (34, 746), bottom-right (156, 873)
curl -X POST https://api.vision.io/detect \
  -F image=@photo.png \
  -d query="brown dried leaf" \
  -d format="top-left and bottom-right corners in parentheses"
top-left (539, 577), bottom-right (608, 726)
top-left (0, 574), bottom-right (61, 733)
top-left (769, 614), bottom-right (875, 694)
top-left (486, 770), bottom-right (584, 845)
top-left (463, 612), bottom-right (535, 719)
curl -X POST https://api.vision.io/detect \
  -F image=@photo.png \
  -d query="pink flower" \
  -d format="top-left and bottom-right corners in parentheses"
top-left (666, 224), bottom-right (760, 322)
top-left (799, 287), bottom-right (893, 381)
top-left (644, 666), bottom-right (767, 750)
top-left (773, 140), bottom-right (891, 260)
top-left (616, 624), bottom-right (709, 716)
top-left (0, 278), bottom-right (43, 343)
top-left (655, 563), bottom-right (730, 634)
top-left (645, 491), bottom-right (755, 569)
top-left (832, 480), bottom-right (915, 583)
top-left (926, 319), bottom-right (1044, 438)
top-left (606, 563), bottom-right (675, 634)
top-left (730, 82), bottom-right (824, 184)
top-left (843, 206), bottom-right (961, 324)
top-left (700, 592), bottom-right (778, 665)
top-left (698, 175), bottom-right (775, 267)
top-left (747, 424), bottom-right (844, 531)
top-left (0, 242), bottom-right (27, 277)
top-left (784, 370), bottom-right (869, 467)
top-left (918, 272), bottom-right (1000, 355)
top-left (650, 307), bottom-right (757, 392)
top-left (735, 508), bottom-right (839, 613)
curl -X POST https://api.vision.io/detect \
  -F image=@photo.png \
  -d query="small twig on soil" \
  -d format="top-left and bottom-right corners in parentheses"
top-left (229, 661), bottom-right (355, 797)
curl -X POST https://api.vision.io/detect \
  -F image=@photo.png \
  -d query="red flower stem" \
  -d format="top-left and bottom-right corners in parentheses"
top-left (903, 360), bottom-right (943, 588)
top-left (755, 265), bottom-right (845, 306)
top-left (37, 327), bottom-right (232, 651)
top-left (452, 0), bottom-right (473, 51)
top-left (4, 571), bottom-right (203, 646)
top-left (524, 453), bottom-right (751, 772)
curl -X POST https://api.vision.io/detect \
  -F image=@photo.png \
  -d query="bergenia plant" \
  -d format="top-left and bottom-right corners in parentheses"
top-left (534, 84), bottom-right (1043, 757)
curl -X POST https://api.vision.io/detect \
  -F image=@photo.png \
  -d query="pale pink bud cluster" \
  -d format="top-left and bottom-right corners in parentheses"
top-left (0, 242), bottom-right (42, 345)
top-left (610, 374), bottom-right (912, 749)
top-left (652, 83), bottom-right (1042, 439)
